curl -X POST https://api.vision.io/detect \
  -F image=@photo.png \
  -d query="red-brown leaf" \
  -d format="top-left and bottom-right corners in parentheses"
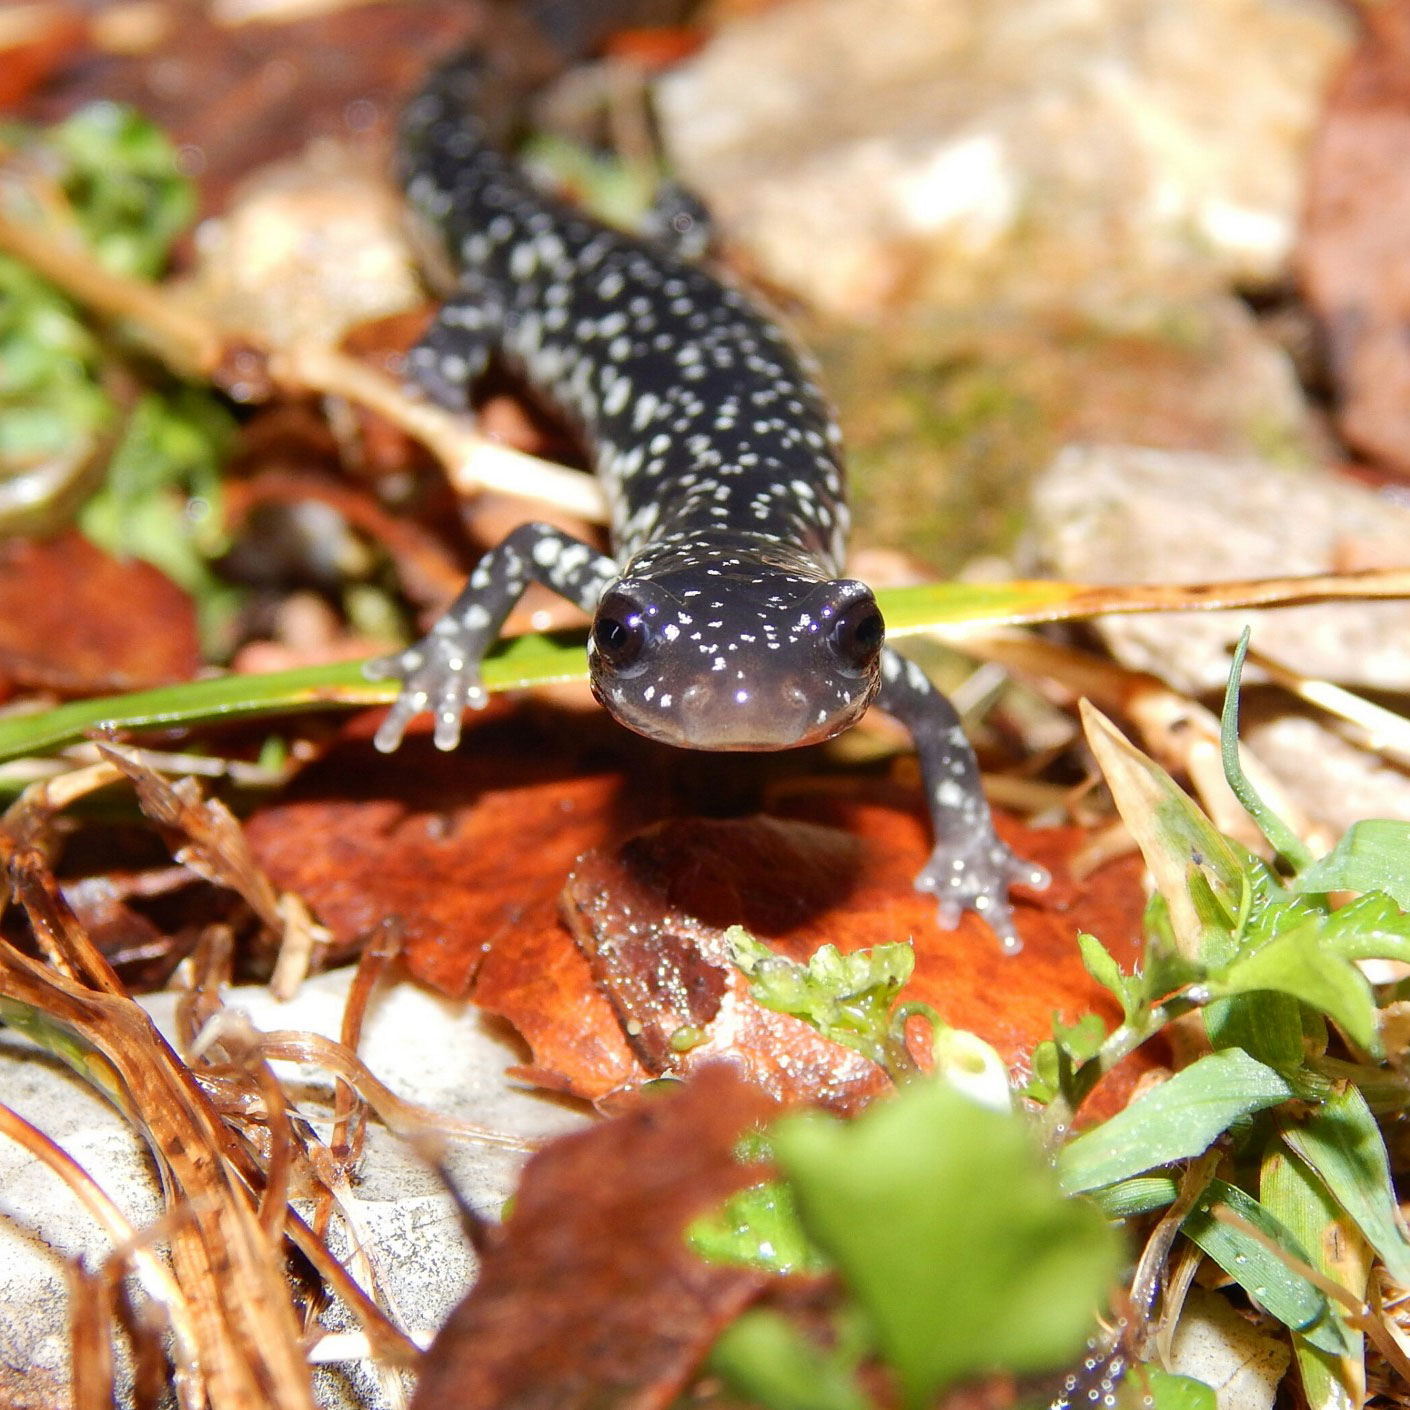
top-left (0, 532), bottom-right (199, 697)
top-left (410, 1065), bottom-right (773, 1410)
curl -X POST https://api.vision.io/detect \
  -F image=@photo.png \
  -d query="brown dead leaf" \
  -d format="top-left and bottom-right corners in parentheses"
top-left (99, 744), bottom-right (284, 934)
top-left (410, 1065), bottom-right (773, 1410)
top-left (248, 704), bottom-right (1155, 1112)
top-left (0, 531), bottom-right (199, 697)
top-left (559, 818), bottom-right (891, 1112)
top-left (0, 2), bottom-right (86, 109)
top-left (1300, 1), bottom-right (1410, 474)
top-left (243, 709), bottom-right (675, 992)
top-left (477, 783), bottom-right (1154, 1114)
top-left (20, 5), bottom-right (492, 213)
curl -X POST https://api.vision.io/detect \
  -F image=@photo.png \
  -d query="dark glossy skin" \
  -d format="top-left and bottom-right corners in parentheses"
top-left (366, 54), bottom-right (1046, 948)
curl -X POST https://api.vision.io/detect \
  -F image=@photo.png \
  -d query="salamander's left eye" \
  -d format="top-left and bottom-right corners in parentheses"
top-left (592, 591), bottom-right (651, 672)
top-left (828, 598), bottom-right (884, 672)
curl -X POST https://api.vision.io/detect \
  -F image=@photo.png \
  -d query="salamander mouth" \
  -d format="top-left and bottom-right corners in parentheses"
top-left (593, 676), bottom-right (874, 752)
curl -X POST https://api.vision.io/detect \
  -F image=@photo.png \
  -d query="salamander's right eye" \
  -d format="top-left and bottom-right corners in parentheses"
top-left (592, 591), bottom-right (650, 671)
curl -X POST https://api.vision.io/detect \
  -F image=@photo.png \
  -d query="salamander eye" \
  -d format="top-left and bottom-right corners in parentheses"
top-left (828, 598), bottom-right (884, 672)
top-left (592, 591), bottom-right (651, 671)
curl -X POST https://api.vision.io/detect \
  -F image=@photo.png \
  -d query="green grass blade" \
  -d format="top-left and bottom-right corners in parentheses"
top-left (1279, 1083), bottom-right (1410, 1287)
top-left (1219, 628), bottom-right (1312, 870)
top-left (1058, 1049), bottom-right (1292, 1194)
top-left (1261, 1144), bottom-right (1366, 1410)
top-left (1182, 1178), bottom-right (1348, 1354)
top-left (0, 631), bottom-right (587, 761)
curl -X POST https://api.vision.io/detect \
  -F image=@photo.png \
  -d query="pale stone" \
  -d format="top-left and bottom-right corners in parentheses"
top-left (1166, 1287), bottom-right (1290, 1410)
top-left (658, 0), bottom-right (1354, 318)
top-left (1030, 443), bottom-right (1410, 696)
top-left (0, 970), bottom-right (588, 1408)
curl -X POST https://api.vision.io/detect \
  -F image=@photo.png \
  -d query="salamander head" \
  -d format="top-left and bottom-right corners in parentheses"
top-left (587, 568), bottom-right (884, 751)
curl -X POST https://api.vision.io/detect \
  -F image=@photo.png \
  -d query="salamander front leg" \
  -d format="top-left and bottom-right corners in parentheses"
top-left (875, 647), bottom-right (1049, 953)
top-left (365, 523), bottom-right (619, 753)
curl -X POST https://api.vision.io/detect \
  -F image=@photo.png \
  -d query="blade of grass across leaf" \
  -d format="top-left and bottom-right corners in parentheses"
top-left (1279, 1083), bottom-right (1410, 1287)
top-left (0, 631), bottom-right (585, 761)
top-left (6, 569), bottom-right (1410, 762)
top-left (1261, 1144), bottom-right (1368, 1410)
top-left (1080, 701), bottom-right (1243, 962)
top-left (1058, 1048), bottom-right (1292, 1194)
top-left (878, 569), bottom-right (1410, 636)
top-left (1183, 1179), bottom-right (1348, 1355)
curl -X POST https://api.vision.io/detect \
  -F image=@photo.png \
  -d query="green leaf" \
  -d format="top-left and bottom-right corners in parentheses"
top-left (1202, 989), bottom-right (1305, 1068)
top-left (708, 1309), bottom-right (871, 1410)
top-left (1212, 927), bottom-right (1379, 1057)
top-left (1022, 1039), bottom-right (1061, 1105)
top-left (1319, 891), bottom-right (1410, 963)
top-left (1279, 1082), bottom-right (1410, 1286)
top-left (1052, 1012), bottom-right (1107, 1065)
top-left (773, 1082), bottom-right (1120, 1406)
top-left (0, 258), bottom-right (115, 526)
top-left (727, 927), bottom-right (914, 1071)
top-left (1119, 1366), bottom-right (1217, 1410)
top-left (79, 387), bottom-right (240, 650)
top-left (1081, 701), bottom-right (1243, 963)
top-left (1058, 1048), bottom-right (1292, 1194)
top-left (1182, 1179), bottom-right (1348, 1354)
top-left (1298, 821), bottom-right (1410, 910)
top-left (1078, 932), bottom-right (1141, 1022)
top-left (1086, 1174), bottom-right (1179, 1220)
top-left (688, 1180), bottom-right (829, 1276)
top-left (1261, 1144), bottom-right (1366, 1410)
top-left (48, 101), bottom-right (196, 278)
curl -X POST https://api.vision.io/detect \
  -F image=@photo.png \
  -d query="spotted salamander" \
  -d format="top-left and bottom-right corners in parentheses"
top-left (366, 53), bottom-right (1047, 949)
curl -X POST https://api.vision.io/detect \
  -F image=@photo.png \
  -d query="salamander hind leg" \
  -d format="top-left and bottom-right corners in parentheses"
top-left (365, 523), bottom-right (619, 753)
top-left (402, 284), bottom-right (501, 411)
top-left (875, 647), bottom-right (1049, 954)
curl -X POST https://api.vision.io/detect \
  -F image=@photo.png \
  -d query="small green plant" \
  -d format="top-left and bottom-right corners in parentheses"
top-left (704, 629), bottom-right (1410, 1408)
top-left (727, 928), bottom-right (921, 1079)
top-left (2, 104), bottom-right (236, 644)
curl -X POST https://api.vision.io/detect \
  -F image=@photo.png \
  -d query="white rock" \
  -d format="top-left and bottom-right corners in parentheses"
top-left (0, 969), bottom-right (588, 1408)
top-left (1030, 444), bottom-right (1410, 696)
top-left (1166, 1287), bottom-right (1290, 1410)
top-left (1030, 443), bottom-right (1410, 832)
top-left (657, 0), bottom-right (1353, 318)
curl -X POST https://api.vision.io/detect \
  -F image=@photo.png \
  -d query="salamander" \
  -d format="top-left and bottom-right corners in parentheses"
top-left (366, 53), bottom-right (1047, 950)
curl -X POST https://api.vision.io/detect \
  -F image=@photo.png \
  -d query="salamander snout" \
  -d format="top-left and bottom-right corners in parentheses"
top-left (588, 575), bottom-right (884, 752)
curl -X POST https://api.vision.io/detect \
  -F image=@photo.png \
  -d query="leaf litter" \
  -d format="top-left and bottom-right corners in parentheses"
top-left (6, 3), bottom-right (1410, 1409)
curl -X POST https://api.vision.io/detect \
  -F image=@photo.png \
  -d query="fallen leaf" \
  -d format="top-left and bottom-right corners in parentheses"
top-left (410, 1065), bottom-right (774, 1410)
top-left (480, 788), bottom-right (1155, 1113)
top-left (244, 708), bottom-right (674, 991)
top-left (248, 710), bottom-right (1156, 1112)
top-left (560, 818), bottom-right (891, 1112)
top-left (0, 532), bottom-right (199, 697)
